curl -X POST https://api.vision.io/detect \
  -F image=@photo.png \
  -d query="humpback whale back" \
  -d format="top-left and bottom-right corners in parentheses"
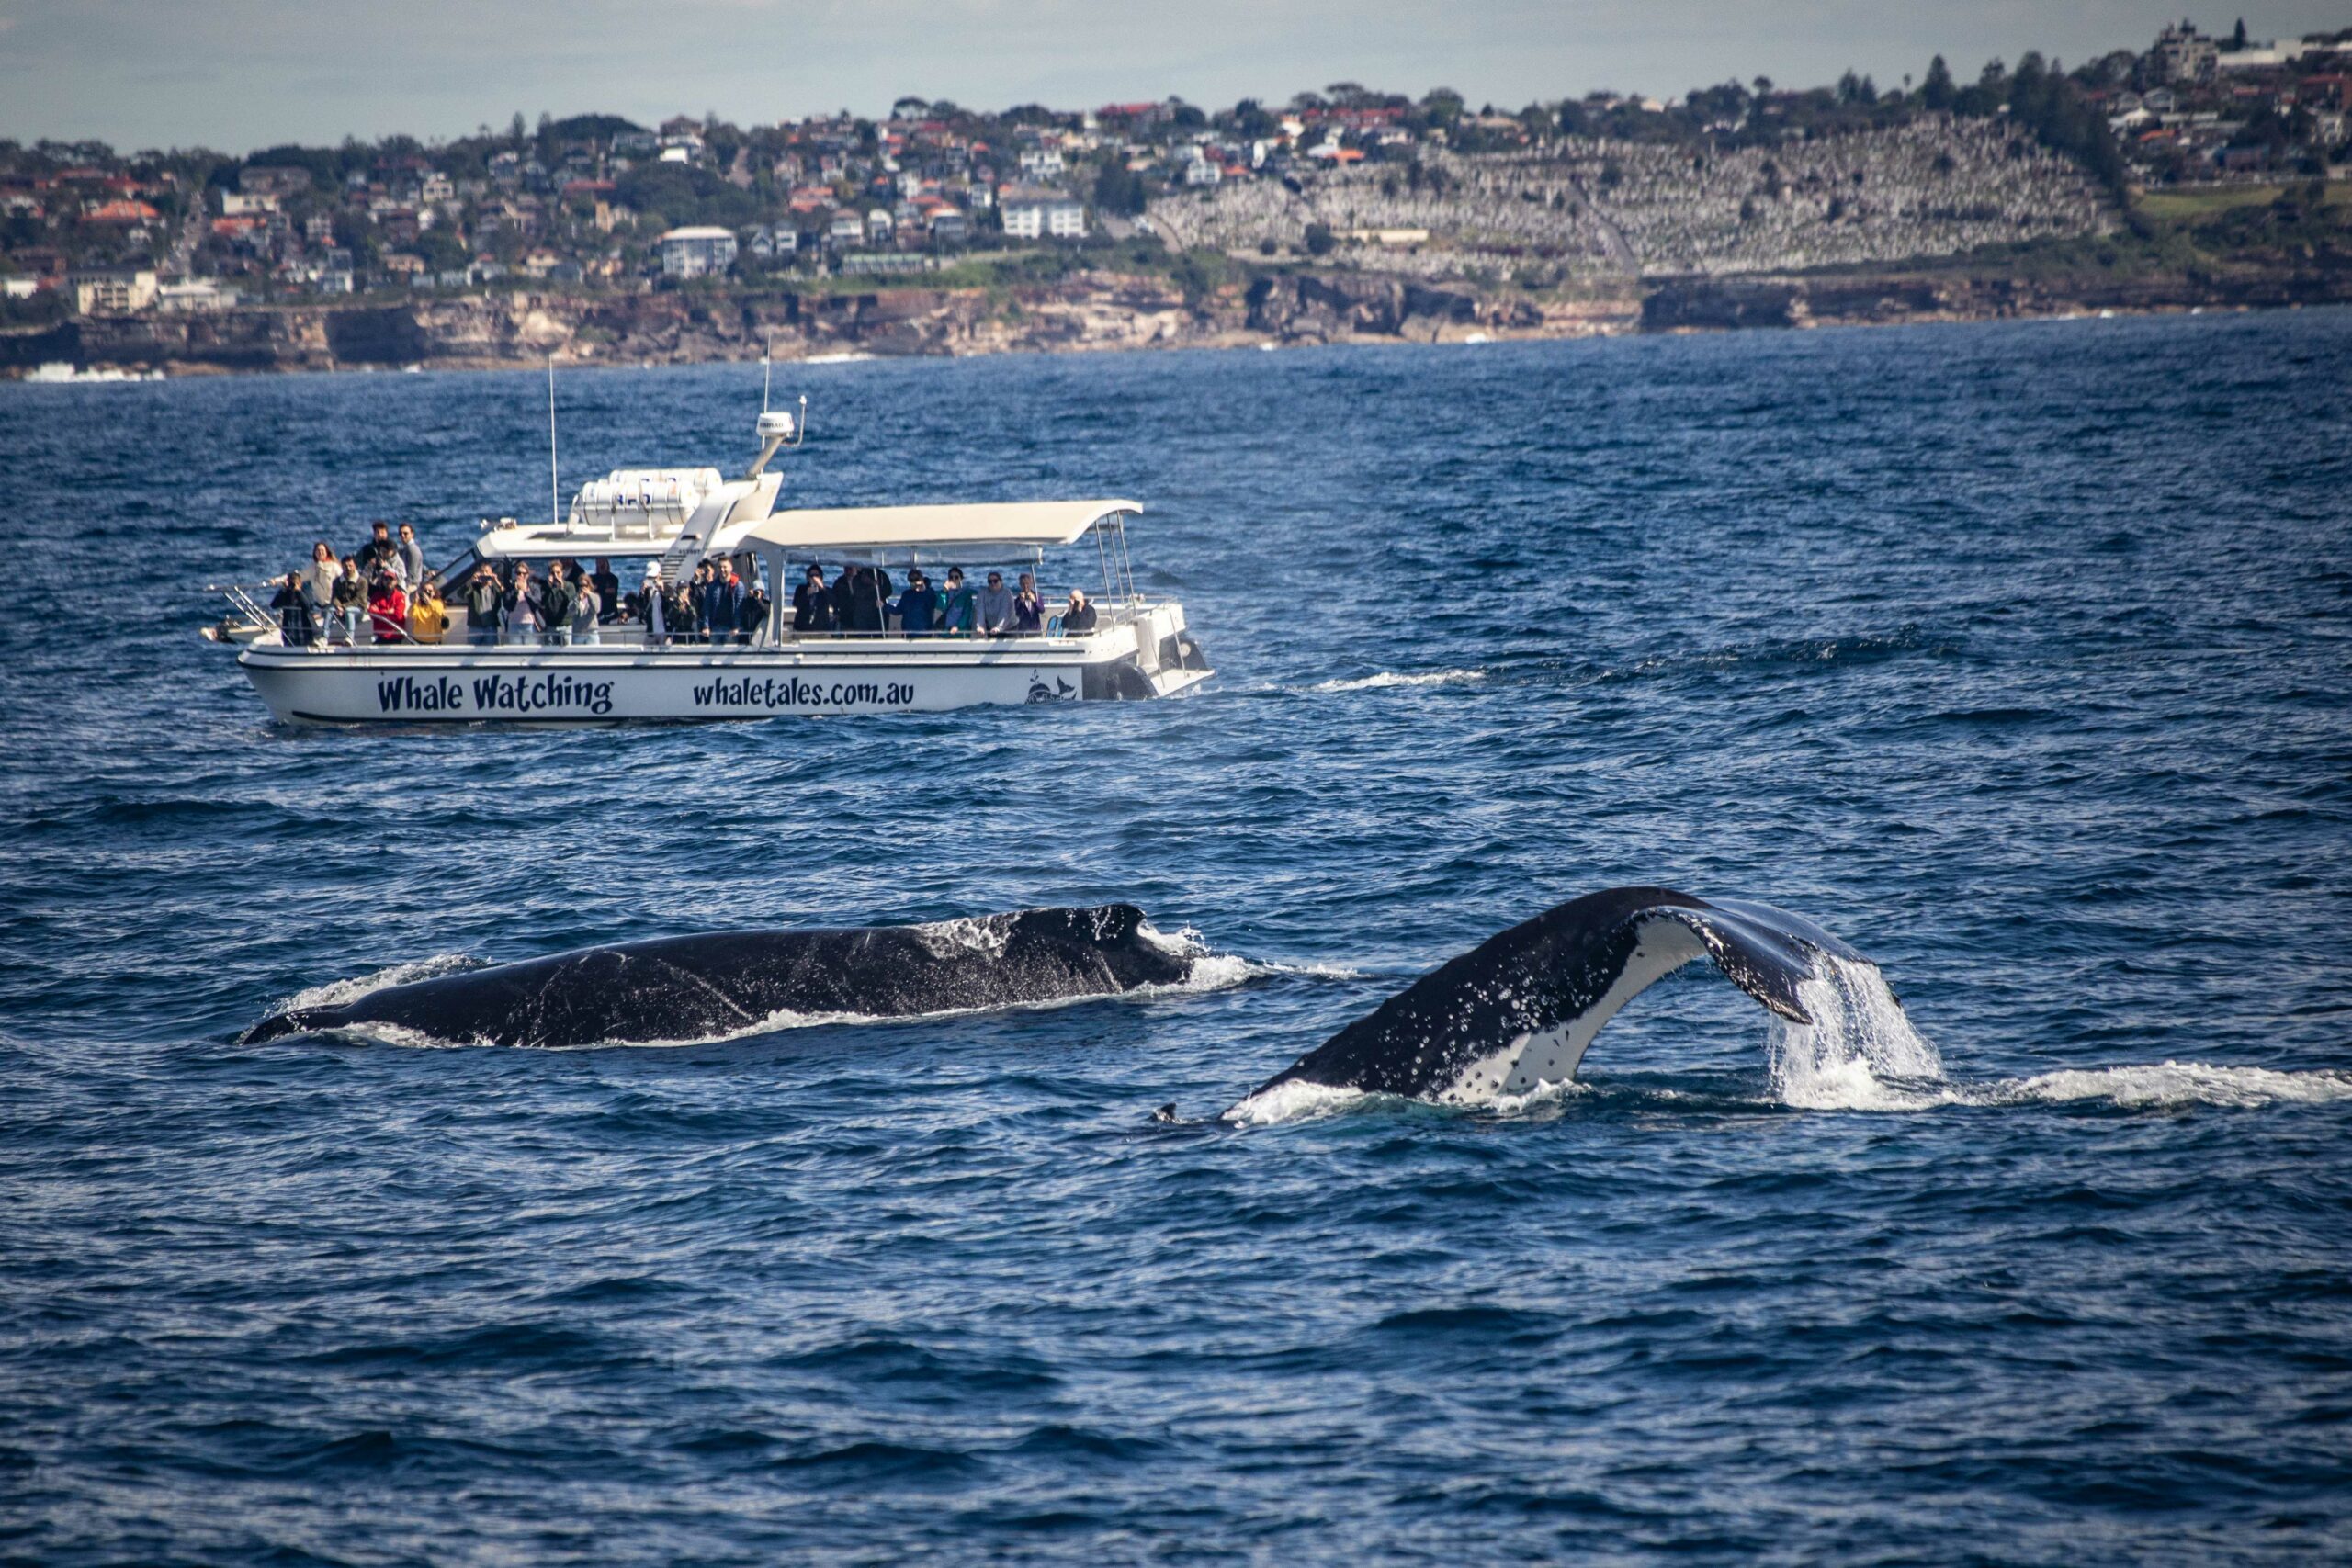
top-left (1248, 887), bottom-right (1882, 1108)
top-left (240, 904), bottom-right (1192, 1049)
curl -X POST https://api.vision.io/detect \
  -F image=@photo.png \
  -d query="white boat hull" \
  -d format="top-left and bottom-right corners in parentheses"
top-left (233, 607), bottom-right (1209, 725)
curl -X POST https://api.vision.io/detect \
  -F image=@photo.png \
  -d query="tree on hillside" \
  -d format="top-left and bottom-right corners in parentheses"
top-left (1921, 55), bottom-right (1955, 111)
top-left (1229, 98), bottom-right (1277, 138)
top-left (1092, 161), bottom-right (1147, 217)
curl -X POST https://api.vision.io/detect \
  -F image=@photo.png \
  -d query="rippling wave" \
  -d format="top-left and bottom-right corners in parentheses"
top-left (4, 312), bottom-right (2349, 1563)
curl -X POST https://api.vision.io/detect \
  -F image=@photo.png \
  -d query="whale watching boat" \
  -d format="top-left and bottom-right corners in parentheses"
top-left (205, 394), bottom-right (1211, 724)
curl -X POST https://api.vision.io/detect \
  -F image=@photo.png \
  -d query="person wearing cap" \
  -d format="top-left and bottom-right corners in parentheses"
top-left (792, 564), bottom-right (834, 636)
top-left (639, 562), bottom-right (667, 645)
top-left (366, 570), bottom-right (408, 644)
top-left (977, 570), bottom-right (1014, 637)
top-left (738, 560), bottom-right (769, 645)
top-left (356, 520), bottom-right (399, 580)
top-left (1060, 587), bottom-right (1098, 636)
top-left (269, 570), bottom-right (321, 647)
top-left (896, 569), bottom-right (940, 636)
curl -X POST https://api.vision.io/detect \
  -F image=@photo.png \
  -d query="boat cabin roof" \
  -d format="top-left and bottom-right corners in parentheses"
top-left (744, 500), bottom-right (1140, 554)
top-left (467, 498), bottom-right (1141, 566)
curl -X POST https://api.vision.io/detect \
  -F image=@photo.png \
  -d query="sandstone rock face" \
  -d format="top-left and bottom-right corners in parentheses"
top-left (1636, 268), bottom-right (2352, 333)
top-left (23, 257), bottom-right (2346, 379)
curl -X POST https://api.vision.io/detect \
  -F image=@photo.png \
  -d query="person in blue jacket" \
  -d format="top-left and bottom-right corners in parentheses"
top-left (895, 569), bottom-right (941, 635)
top-left (702, 558), bottom-right (746, 645)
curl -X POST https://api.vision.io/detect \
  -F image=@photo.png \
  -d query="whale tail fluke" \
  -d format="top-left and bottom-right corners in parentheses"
top-left (1234, 887), bottom-right (1917, 1115)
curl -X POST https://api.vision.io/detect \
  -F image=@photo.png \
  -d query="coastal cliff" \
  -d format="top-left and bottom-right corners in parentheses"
top-left (8, 247), bottom-right (2350, 378)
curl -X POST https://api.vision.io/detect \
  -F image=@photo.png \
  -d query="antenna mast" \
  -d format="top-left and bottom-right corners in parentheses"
top-left (547, 356), bottom-right (560, 528)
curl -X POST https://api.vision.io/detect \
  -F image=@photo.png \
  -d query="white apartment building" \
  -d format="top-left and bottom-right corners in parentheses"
top-left (657, 225), bottom-right (739, 278)
top-left (1001, 186), bottom-right (1085, 240)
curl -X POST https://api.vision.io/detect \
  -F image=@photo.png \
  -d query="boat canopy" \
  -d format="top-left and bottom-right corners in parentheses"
top-left (743, 500), bottom-right (1141, 554)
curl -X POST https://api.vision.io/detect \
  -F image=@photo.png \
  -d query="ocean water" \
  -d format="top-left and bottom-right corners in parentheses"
top-left (2, 311), bottom-right (2348, 1563)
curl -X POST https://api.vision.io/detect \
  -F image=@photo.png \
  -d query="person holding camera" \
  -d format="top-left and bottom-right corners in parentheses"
top-left (270, 570), bottom-right (321, 647)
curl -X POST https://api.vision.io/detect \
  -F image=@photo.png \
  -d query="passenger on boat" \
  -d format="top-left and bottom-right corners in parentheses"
top-left (541, 560), bottom-right (578, 647)
top-left (368, 571), bottom-right (408, 644)
top-left (740, 569), bottom-right (769, 646)
top-left (704, 558), bottom-right (745, 646)
top-left (463, 565), bottom-right (501, 647)
top-left (640, 564), bottom-right (668, 645)
top-left (978, 570), bottom-right (1013, 636)
top-left (592, 558), bottom-right (622, 623)
top-left (1061, 589), bottom-right (1098, 635)
top-left (837, 563), bottom-right (884, 636)
top-left (395, 524), bottom-right (425, 591)
top-left (502, 563), bottom-right (542, 646)
top-left (833, 565), bottom-right (865, 633)
top-left (301, 543), bottom-right (339, 631)
top-left (669, 580), bottom-right (697, 643)
top-left (332, 558), bottom-right (368, 645)
top-left (940, 568), bottom-right (978, 636)
top-left (356, 521), bottom-right (399, 581)
top-left (793, 565), bottom-right (834, 635)
top-left (1009, 574), bottom-right (1045, 636)
top-left (863, 564), bottom-right (890, 633)
top-left (570, 571), bottom-right (602, 647)
top-left (687, 562), bottom-right (712, 643)
top-left (270, 571), bottom-right (321, 647)
top-left (897, 570), bottom-right (940, 636)
top-left (408, 576), bottom-right (449, 645)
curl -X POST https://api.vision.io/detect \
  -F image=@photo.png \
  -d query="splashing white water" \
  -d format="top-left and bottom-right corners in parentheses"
top-left (1309, 669), bottom-right (1485, 694)
top-left (1766, 955), bottom-right (1945, 1110)
top-left (1223, 1078), bottom-right (1378, 1126)
top-left (1225, 949), bottom-right (2350, 1124)
top-left (276, 953), bottom-right (481, 1016)
top-left (1988, 1062), bottom-right (2352, 1110)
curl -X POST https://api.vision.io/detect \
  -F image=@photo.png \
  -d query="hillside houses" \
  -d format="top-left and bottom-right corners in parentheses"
top-left (3, 24), bottom-right (2344, 321)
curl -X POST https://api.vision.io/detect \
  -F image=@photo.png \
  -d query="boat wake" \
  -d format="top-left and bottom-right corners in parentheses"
top-left (1308, 668), bottom-right (1486, 694)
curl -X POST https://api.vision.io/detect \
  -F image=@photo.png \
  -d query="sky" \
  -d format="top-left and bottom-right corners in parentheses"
top-left (1, 0), bottom-right (2344, 153)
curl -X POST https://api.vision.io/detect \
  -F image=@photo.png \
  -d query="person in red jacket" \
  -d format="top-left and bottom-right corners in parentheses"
top-left (368, 571), bottom-right (409, 644)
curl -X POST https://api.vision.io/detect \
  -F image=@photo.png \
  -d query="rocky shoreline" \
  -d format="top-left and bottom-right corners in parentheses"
top-left (6, 262), bottom-right (2349, 378)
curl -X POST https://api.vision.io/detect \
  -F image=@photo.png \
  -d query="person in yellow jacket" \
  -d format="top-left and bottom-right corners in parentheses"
top-left (407, 576), bottom-right (451, 645)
